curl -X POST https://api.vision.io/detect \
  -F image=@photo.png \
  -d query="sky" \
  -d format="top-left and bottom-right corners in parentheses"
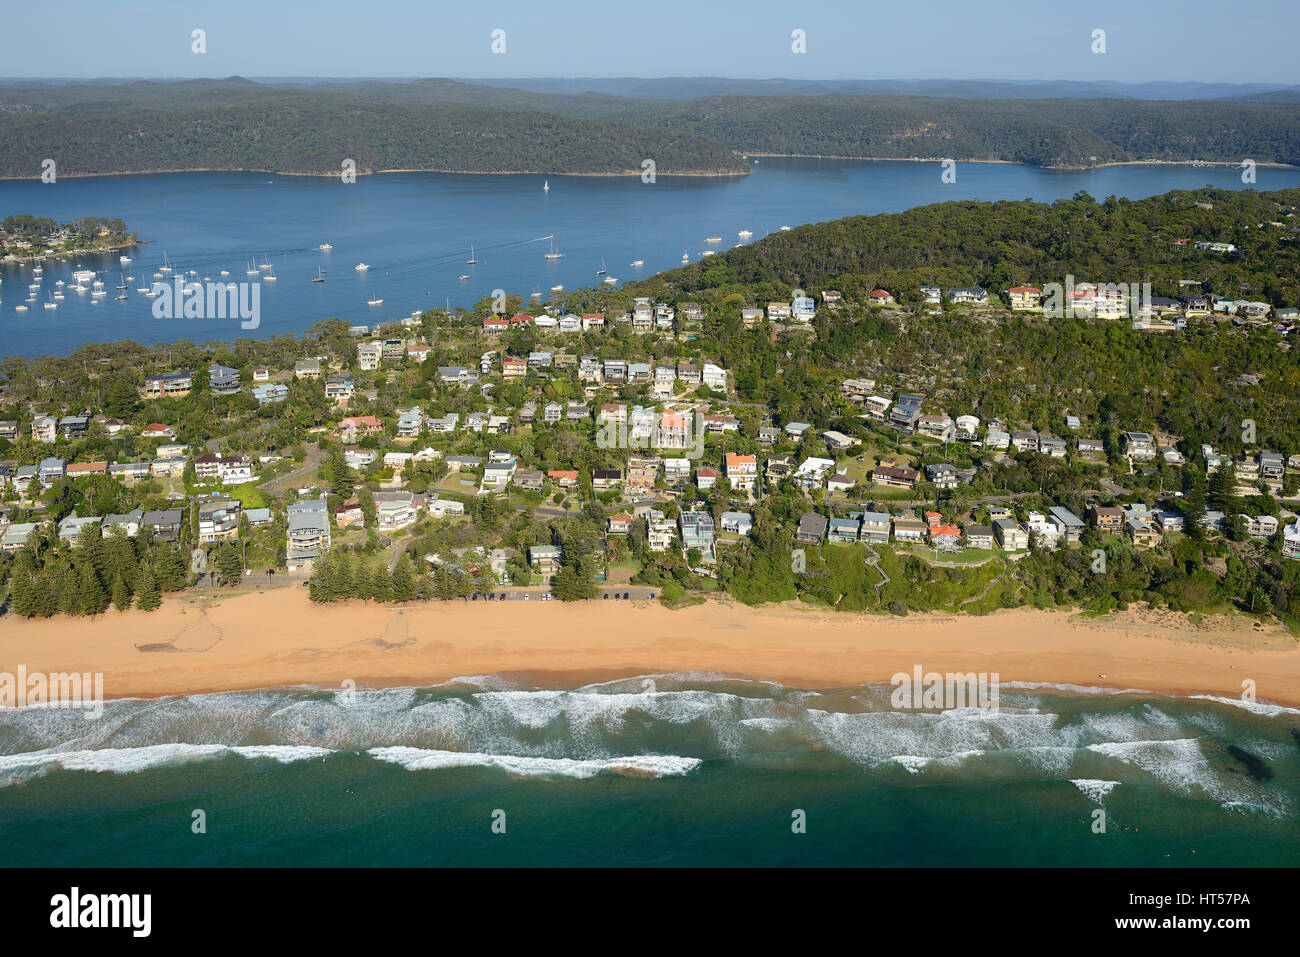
top-left (2, 0), bottom-right (1297, 85)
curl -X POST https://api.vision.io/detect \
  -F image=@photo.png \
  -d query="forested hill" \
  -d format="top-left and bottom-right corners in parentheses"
top-left (0, 81), bottom-right (748, 178)
top-left (626, 187), bottom-right (1300, 308)
top-left (0, 79), bottom-right (1297, 177)
top-left (595, 95), bottom-right (1300, 169)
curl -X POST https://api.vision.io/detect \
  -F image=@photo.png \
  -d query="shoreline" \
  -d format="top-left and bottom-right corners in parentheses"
top-left (1, 239), bottom-right (141, 264)
top-left (739, 153), bottom-right (1299, 171)
top-left (4, 155), bottom-right (1294, 183)
top-left (0, 166), bottom-right (751, 182)
top-left (3, 588), bottom-right (1298, 707)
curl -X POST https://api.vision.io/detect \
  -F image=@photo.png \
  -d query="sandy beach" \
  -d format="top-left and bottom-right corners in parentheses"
top-left (2, 590), bottom-right (1299, 706)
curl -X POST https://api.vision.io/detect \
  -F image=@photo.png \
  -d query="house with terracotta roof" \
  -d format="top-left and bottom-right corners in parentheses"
top-left (1007, 286), bottom-right (1042, 311)
top-left (725, 452), bottom-right (757, 491)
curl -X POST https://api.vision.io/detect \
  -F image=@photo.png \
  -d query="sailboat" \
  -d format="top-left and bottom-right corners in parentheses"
top-left (596, 257), bottom-right (606, 276)
top-left (543, 180), bottom-right (549, 193)
top-left (544, 237), bottom-right (563, 260)
top-left (367, 295), bottom-right (383, 306)
top-left (682, 251), bottom-right (690, 264)
top-left (116, 273), bottom-right (127, 290)
top-left (312, 267), bottom-right (325, 283)
top-left (258, 253), bottom-right (272, 271)
top-left (44, 294), bottom-right (57, 310)
top-left (263, 265), bottom-right (277, 281)
top-left (245, 259), bottom-right (259, 276)
top-left (466, 244), bottom-right (478, 265)
top-left (159, 251), bottom-right (172, 273)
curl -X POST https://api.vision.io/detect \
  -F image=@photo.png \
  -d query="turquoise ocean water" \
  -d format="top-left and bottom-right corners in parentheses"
top-left (0, 674), bottom-right (1296, 866)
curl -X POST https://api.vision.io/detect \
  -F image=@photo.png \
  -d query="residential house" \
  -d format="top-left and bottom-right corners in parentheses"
top-left (827, 516), bottom-right (860, 544)
top-left (679, 510), bottom-right (716, 560)
top-left (725, 453), bottom-right (758, 491)
top-left (373, 491), bottom-right (417, 531)
top-left (994, 518), bottom-right (1029, 550)
top-left (1088, 504), bottom-right (1125, 533)
top-left (294, 359), bottom-right (322, 380)
top-left (286, 498), bottom-right (331, 561)
top-left (720, 511), bottom-right (754, 536)
top-left (252, 383), bottom-right (289, 405)
top-left (795, 511), bottom-right (829, 545)
top-left (198, 498), bottom-right (242, 543)
top-left (142, 507), bottom-right (184, 543)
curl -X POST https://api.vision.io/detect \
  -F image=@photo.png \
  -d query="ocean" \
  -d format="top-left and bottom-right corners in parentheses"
top-left (0, 674), bottom-right (1296, 866)
top-left (4, 159), bottom-right (1300, 358)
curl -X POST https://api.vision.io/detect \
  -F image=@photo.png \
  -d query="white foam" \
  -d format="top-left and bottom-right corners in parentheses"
top-left (1070, 779), bottom-right (1120, 804)
top-left (0, 743), bottom-right (330, 788)
top-left (367, 746), bottom-right (701, 778)
top-left (1189, 694), bottom-right (1300, 717)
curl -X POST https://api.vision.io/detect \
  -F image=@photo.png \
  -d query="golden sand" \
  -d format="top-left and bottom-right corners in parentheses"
top-left (2, 589), bottom-right (1298, 706)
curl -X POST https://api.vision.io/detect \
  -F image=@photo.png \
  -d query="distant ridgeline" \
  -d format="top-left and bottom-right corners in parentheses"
top-left (0, 78), bottom-right (1297, 177)
top-left (1, 214), bottom-right (137, 258)
top-left (625, 186), bottom-right (1300, 310)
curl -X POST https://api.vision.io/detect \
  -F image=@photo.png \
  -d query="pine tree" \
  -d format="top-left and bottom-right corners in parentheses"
top-left (135, 565), bottom-right (162, 611)
top-left (391, 553), bottom-right (415, 601)
top-left (369, 565), bottom-right (393, 603)
top-left (80, 565), bottom-right (109, 617)
top-left (216, 543), bottom-right (243, 585)
top-left (111, 573), bottom-right (132, 612)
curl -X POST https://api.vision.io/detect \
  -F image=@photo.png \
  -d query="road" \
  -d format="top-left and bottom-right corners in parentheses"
top-left (260, 442), bottom-right (325, 494)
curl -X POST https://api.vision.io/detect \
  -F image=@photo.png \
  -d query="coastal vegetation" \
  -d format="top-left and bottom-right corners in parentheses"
top-left (0, 79), bottom-right (1296, 178)
top-left (1, 214), bottom-right (138, 260)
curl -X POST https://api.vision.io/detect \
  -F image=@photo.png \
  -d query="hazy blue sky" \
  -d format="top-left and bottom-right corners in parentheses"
top-left (3, 0), bottom-right (1297, 84)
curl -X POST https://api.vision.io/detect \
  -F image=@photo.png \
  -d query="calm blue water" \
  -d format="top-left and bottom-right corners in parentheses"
top-left (0, 675), bottom-right (1296, 866)
top-left (3, 159), bottom-right (1299, 359)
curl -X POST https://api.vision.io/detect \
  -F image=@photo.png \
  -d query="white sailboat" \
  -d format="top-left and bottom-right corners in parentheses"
top-left (544, 237), bottom-right (563, 260)
top-left (466, 244), bottom-right (477, 265)
top-left (159, 251), bottom-right (172, 273)
top-left (245, 259), bottom-right (259, 276)
top-left (543, 180), bottom-right (549, 193)
top-left (682, 251), bottom-right (690, 264)
top-left (312, 267), bottom-right (325, 283)
top-left (263, 266), bottom-right (277, 281)
top-left (44, 295), bottom-right (57, 310)
top-left (259, 253), bottom-right (272, 271)
top-left (596, 257), bottom-right (606, 276)
top-left (367, 296), bottom-right (383, 306)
